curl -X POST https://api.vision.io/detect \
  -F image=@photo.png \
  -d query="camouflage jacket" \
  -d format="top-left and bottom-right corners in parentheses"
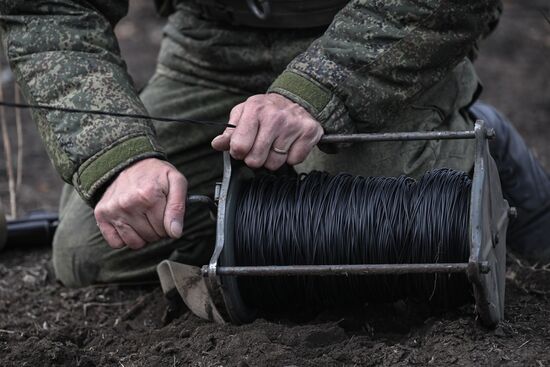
top-left (0, 0), bottom-right (501, 205)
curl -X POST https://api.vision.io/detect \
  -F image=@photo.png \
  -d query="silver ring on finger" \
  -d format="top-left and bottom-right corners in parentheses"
top-left (271, 146), bottom-right (288, 155)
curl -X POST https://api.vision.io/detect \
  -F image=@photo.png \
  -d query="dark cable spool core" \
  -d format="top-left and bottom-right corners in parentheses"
top-left (234, 169), bottom-right (472, 314)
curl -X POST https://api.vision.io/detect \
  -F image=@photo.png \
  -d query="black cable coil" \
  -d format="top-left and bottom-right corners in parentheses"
top-left (234, 169), bottom-right (473, 313)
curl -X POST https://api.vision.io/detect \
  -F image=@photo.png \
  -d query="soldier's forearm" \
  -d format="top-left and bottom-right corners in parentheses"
top-left (0, 0), bottom-right (164, 205)
top-left (269, 0), bottom-right (502, 134)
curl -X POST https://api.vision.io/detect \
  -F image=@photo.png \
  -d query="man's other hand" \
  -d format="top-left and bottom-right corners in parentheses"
top-left (94, 158), bottom-right (187, 250)
top-left (211, 93), bottom-right (323, 170)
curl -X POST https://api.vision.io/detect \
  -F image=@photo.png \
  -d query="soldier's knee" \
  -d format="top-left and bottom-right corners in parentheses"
top-left (52, 223), bottom-right (102, 288)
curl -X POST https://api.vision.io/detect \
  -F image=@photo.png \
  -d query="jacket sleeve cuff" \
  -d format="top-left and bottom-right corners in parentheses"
top-left (268, 70), bottom-right (355, 135)
top-left (73, 134), bottom-right (165, 206)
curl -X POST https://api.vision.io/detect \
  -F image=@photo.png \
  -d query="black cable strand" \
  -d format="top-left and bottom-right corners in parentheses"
top-left (234, 169), bottom-right (472, 314)
top-left (0, 100), bottom-right (234, 128)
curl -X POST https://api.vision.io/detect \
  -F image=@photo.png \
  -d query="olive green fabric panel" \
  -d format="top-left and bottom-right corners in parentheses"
top-left (75, 135), bottom-right (165, 204)
top-left (270, 71), bottom-right (332, 112)
top-left (268, 70), bottom-right (351, 135)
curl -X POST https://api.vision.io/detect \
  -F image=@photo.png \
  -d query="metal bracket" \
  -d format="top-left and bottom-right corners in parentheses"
top-left (206, 154), bottom-right (256, 324)
top-left (467, 120), bottom-right (510, 327)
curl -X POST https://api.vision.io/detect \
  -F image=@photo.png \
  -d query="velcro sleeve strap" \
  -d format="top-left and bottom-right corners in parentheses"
top-left (268, 70), bottom-right (354, 135)
top-left (270, 71), bottom-right (331, 113)
top-left (74, 135), bottom-right (165, 206)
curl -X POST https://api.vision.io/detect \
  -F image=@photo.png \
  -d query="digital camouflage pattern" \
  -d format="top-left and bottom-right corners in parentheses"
top-left (0, 0), bottom-right (164, 204)
top-left (269, 0), bottom-right (502, 135)
top-left (0, 0), bottom-right (500, 205)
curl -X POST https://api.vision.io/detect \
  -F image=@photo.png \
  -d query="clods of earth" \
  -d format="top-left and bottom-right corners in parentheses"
top-left (0, 247), bottom-right (549, 366)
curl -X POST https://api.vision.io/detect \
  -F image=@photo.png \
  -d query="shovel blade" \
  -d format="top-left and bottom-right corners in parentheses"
top-left (157, 260), bottom-right (225, 323)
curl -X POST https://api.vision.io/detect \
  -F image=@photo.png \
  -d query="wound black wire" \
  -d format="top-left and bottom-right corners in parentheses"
top-left (234, 169), bottom-right (472, 314)
top-left (0, 100), bottom-right (235, 128)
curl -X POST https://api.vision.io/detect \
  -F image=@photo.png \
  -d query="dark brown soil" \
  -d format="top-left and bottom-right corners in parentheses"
top-left (1, 0), bottom-right (549, 366)
top-left (1, 247), bottom-right (550, 366)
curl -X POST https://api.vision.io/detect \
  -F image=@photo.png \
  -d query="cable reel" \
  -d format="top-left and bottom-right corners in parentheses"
top-left (157, 121), bottom-right (511, 328)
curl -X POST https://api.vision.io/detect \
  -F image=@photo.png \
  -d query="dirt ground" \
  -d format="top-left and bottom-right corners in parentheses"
top-left (1, 0), bottom-right (549, 366)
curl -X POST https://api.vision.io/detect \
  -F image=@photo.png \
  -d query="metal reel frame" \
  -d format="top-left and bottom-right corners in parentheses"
top-left (203, 121), bottom-right (511, 327)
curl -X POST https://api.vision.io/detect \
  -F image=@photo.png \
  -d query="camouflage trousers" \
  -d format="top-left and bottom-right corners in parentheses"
top-left (52, 10), bottom-right (478, 287)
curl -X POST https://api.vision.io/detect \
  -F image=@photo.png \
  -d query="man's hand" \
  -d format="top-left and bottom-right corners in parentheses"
top-left (211, 93), bottom-right (323, 170)
top-left (94, 158), bottom-right (187, 250)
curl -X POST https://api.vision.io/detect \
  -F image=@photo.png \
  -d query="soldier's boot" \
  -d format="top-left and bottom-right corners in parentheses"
top-left (470, 101), bottom-right (550, 262)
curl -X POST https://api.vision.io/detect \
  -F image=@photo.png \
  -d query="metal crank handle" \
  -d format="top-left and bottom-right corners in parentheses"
top-left (187, 194), bottom-right (217, 220)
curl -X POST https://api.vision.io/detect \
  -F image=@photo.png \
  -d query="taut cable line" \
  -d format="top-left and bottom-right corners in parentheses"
top-left (0, 100), bottom-right (235, 128)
